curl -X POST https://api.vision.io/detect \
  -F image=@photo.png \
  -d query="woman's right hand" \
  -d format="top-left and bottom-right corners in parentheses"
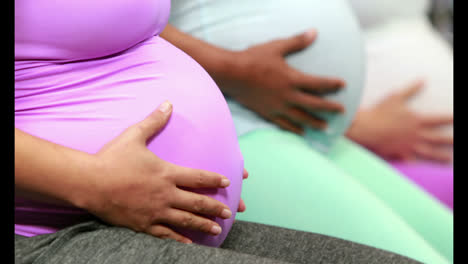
top-left (346, 80), bottom-right (453, 162)
top-left (224, 29), bottom-right (346, 134)
top-left (85, 101), bottom-right (233, 244)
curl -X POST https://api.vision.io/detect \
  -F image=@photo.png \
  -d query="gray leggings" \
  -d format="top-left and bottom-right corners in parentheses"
top-left (15, 220), bottom-right (420, 264)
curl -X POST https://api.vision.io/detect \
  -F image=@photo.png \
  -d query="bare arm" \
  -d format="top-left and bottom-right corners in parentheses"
top-left (160, 24), bottom-right (345, 134)
top-left (15, 128), bottom-right (97, 208)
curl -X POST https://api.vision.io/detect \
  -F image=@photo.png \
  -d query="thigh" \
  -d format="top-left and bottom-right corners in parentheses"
top-left (390, 160), bottom-right (453, 210)
top-left (222, 221), bottom-right (420, 264)
top-left (14, 220), bottom-right (420, 264)
top-left (328, 137), bottom-right (453, 262)
top-left (236, 129), bottom-right (449, 264)
top-left (14, 221), bottom-right (288, 264)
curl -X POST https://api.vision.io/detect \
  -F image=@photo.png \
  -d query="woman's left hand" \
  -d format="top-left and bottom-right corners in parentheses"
top-left (346, 80), bottom-right (453, 163)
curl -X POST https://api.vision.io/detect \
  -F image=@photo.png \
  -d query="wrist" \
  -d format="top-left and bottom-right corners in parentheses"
top-left (210, 50), bottom-right (250, 96)
top-left (65, 153), bottom-right (104, 212)
top-left (346, 110), bottom-right (374, 147)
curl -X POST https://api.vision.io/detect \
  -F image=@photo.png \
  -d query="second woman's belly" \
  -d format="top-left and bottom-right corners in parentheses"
top-left (170, 0), bottom-right (365, 152)
top-left (360, 18), bottom-right (453, 134)
top-left (15, 36), bottom-right (244, 246)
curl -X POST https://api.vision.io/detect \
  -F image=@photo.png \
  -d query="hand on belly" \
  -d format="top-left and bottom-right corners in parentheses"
top-left (224, 29), bottom-right (345, 135)
top-left (84, 101), bottom-right (235, 244)
top-left (347, 80), bottom-right (453, 162)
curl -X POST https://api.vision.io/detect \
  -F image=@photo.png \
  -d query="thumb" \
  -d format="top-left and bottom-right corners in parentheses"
top-left (278, 29), bottom-right (317, 56)
top-left (132, 100), bottom-right (173, 142)
top-left (397, 79), bottom-right (425, 101)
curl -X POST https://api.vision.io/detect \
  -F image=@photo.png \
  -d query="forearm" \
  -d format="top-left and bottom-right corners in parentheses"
top-left (160, 24), bottom-right (244, 95)
top-left (15, 128), bottom-right (98, 208)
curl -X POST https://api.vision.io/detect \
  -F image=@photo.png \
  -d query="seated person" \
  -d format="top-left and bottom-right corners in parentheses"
top-left (15, 0), bottom-right (422, 263)
top-left (347, 0), bottom-right (453, 209)
top-left (165, 0), bottom-right (452, 263)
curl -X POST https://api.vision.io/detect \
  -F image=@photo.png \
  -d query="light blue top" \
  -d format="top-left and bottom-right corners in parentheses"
top-left (169, 0), bottom-right (365, 153)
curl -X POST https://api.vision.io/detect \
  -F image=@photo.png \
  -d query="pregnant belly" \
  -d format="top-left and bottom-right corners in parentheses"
top-left (361, 18), bottom-right (453, 133)
top-left (170, 0), bottom-right (365, 151)
top-left (15, 36), bottom-right (244, 246)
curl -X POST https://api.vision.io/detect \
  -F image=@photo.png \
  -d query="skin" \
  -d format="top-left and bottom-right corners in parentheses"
top-left (160, 25), bottom-right (346, 135)
top-left (346, 80), bottom-right (453, 163)
top-left (161, 25), bottom-right (453, 162)
top-left (15, 101), bottom-right (247, 244)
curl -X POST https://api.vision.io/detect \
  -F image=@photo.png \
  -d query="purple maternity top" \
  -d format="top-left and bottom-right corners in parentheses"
top-left (15, 0), bottom-right (244, 247)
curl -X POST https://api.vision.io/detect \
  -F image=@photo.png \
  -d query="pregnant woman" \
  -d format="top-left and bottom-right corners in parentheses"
top-left (347, 0), bottom-right (453, 210)
top-left (166, 0), bottom-right (452, 263)
top-left (14, 0), bottom-right (421, 263)
top-left (15, 0), bottom-right (247, 248)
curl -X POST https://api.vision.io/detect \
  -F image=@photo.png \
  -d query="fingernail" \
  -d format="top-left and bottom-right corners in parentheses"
top-left (183, 239), bottom-right (193, 244)
top-left (221, 209), bottom-right (232, 219)
top-left (221, 178), bottom-right (230, 187)
top-left (304, 29), bottom-right (317, 42)
top-left (337, 80), bottom-right (346, 87)
top-left (211, 225), bottom-right (222, 235)
top-left (158, 101), bottom-right (172, 113)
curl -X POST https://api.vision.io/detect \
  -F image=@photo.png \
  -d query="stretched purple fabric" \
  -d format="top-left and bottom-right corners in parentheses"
top-left (391, 161), bottom-right (453, 210)
top-left (15, 0), bottom-right (244, 247)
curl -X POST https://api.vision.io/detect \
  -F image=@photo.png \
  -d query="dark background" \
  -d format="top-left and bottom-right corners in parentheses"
top-left (429, 0), bottom-right (453, 45)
